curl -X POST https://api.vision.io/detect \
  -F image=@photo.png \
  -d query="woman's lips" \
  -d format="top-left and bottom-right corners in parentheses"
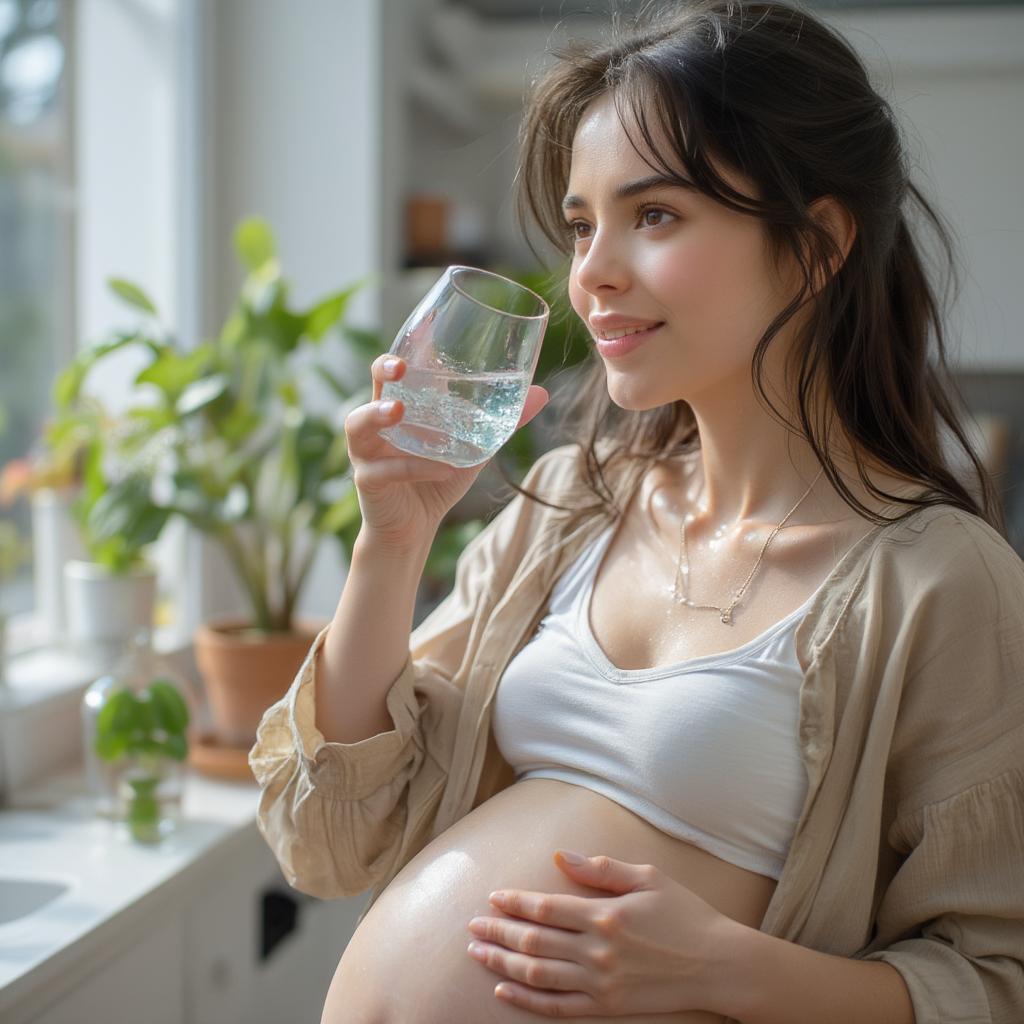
top-left (595, 323), bottom-right (664, 358)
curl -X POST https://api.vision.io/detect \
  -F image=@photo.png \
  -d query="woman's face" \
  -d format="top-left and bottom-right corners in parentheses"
top-left (565, 92), bottom-right (801, 412)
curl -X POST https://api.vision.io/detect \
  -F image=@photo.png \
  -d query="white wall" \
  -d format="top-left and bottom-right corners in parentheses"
top-left (184, 0), bottom-right (388, 625)
top-left (75, 0), bottom-right (180, 399)
top-left (209, 0), bottom-right (382, 323)
top-left (830, 6), bottom-right (1024, 371)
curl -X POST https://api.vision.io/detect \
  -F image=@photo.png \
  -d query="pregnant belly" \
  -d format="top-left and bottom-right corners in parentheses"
top-left (322, 777), bottom-right (778, 1024)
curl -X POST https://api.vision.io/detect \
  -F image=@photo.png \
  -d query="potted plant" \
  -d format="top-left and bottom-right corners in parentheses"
top-left (45, 398), bottom-right (168, 661)
top-left (55, 218), bottom-right (386, 747)
top-left (89, 674), bottom-right (192, 842)
top-left (3, 373), bottom-right (171, 661)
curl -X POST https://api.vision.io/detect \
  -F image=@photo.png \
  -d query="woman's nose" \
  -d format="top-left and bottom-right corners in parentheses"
top-left (574, 230), bottom-right (630, 295)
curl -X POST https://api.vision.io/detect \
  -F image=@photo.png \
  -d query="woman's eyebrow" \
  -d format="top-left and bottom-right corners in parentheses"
top-left (561, 174), bottom-right (695, 211)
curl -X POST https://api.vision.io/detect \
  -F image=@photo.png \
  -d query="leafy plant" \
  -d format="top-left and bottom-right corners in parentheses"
top-left (93, 680), bottom-right (190, 843)
top-left (19, 387), bottom-right (168, 574)
top-left (52, 217), bottom-right (378, 628)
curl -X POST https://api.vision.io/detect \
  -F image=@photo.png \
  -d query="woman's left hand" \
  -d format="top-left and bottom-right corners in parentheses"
top-left (465, 849), bottom-right (737, 1017)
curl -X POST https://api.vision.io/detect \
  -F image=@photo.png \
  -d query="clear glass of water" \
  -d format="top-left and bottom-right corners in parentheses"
top-left (378, 265), bottom-right (549, 467)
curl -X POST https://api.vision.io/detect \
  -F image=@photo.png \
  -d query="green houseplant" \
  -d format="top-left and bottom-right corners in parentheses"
top-left (51, 402), bottom-right (167, 656)
top-left (48, 402), bottom-right (168, 573)
top-left (91, 676), bottom-right (191, 842)
top-left (53, 222), bottom-right (369, 633)
top-left (53, 217), bottom-right (384, 745)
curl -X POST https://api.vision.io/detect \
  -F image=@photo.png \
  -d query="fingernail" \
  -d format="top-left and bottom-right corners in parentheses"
top-left (378, 400), bottom-right (396, 417)
top-left (558, 850), bottom-right (586, 864)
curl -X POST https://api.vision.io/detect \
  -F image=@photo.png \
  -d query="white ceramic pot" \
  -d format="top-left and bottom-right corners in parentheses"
top-left (31, 488), bottom-right (86, 642)
top-left (64, 561), bottom-right (157, 661)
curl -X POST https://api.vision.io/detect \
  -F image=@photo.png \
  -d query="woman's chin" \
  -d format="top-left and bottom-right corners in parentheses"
top-left (605, 383), bottom-right (675, 413)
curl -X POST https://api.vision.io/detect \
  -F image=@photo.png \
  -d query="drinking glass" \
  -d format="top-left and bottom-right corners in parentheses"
top-left (378, 265), bottom-right (549, 467)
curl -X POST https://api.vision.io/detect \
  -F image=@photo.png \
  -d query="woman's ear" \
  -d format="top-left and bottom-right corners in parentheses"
top-left (808, 195), bottom-right (857, 292)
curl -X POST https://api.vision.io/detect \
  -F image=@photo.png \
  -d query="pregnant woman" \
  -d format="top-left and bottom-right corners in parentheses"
top-left (249, 2), bottom-right (1024, 1022)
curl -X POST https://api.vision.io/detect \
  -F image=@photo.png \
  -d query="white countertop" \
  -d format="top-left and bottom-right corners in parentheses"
top-left (0, 763), bottom-right (261, 1017)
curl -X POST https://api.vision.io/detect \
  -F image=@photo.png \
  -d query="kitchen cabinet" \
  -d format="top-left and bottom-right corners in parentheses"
top-left (27, 916), bottom-right (185, 1024)
top-left (20, 827), bottom-right (368, 1024)
top-left (2, 770), bottom-right (371, 1024)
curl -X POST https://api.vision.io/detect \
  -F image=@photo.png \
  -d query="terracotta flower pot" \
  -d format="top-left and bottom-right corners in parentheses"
top-left (193, 618), bottom-right (325, 748)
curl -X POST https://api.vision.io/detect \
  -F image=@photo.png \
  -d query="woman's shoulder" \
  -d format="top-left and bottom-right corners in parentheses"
top-left (879, 503), bottom-right (1023, 582)
top-left (859, 502), bottom-right (1024, 635)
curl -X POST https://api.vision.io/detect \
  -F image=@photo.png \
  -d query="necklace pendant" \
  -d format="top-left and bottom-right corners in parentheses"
top-left (720, 608), bottom-right (733, 625)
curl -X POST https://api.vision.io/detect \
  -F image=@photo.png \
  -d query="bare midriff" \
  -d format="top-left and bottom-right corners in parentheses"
top-left (322, 776), bottom-right (776, 1024)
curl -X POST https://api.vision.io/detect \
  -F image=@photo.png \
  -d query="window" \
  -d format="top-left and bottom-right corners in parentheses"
top-left (0, 0), bottom-right (72, 622)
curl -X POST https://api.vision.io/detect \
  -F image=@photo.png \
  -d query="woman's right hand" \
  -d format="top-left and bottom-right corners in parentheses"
top-left (344, 355), bottom-right (549, 553)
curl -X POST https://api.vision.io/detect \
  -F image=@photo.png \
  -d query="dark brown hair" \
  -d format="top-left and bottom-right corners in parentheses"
top-left (497, 0), bottom-right (1006, 537)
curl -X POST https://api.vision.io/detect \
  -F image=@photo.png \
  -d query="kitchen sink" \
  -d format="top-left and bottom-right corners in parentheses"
top-left (0, 877), bottom-right (69, 925)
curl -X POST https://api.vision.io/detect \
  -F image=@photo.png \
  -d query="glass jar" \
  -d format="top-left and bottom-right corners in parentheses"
top-left (81, 628), bottom-right (198, 842)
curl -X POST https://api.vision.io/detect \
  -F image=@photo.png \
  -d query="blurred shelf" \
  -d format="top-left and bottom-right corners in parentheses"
top-left (406, 62), bottom-right (485, 136)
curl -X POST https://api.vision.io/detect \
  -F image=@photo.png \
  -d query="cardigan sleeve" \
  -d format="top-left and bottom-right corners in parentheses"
top-left (857, 766), bottom-right (1024, 1024)
top-left (855, 528), bottom-right (1024, 1024)
top-left (247, 445), bottom-right (574, 900)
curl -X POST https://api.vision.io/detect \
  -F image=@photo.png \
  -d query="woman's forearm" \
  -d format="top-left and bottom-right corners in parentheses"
top-left (712, 921), bottom-right (915, 1024)
top-left (314, 530), bottom-right (433, 744)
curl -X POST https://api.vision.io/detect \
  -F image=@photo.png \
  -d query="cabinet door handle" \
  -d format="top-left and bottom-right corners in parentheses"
top-left (260, 888), bottom-right (300, 961)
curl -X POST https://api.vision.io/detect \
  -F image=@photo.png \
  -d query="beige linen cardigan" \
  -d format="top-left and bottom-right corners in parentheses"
top-left (249, 442), bottom-right (1024, 1024)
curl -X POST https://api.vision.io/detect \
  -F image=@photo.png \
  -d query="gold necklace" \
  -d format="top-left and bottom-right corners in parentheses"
top-left (672, 466), bottom-right (826, 625)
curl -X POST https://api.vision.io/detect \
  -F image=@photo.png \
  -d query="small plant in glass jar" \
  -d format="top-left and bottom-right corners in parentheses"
top-left (89, 663), bottom-right (191, 843)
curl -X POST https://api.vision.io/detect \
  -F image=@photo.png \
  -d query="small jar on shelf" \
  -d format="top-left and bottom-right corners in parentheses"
top-left (81, 628), bottom-right (198, 843)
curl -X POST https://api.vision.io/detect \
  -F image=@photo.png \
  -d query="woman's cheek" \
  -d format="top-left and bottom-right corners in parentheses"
top-left (641, 237), bottom-right (716, 297)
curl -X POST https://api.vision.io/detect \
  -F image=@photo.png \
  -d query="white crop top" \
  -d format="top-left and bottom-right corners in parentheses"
top-left (492, 523), bottom-right (818, 880)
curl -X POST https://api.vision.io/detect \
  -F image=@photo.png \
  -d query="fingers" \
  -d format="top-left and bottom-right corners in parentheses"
top-left (515, 385), bottom-right (549, 430)
top-left (370, 353), bottom-right (406, 403)
top-left (351, 360), bottom-right (545, 469)
top-left (347, 356), bottom-right (408, 460)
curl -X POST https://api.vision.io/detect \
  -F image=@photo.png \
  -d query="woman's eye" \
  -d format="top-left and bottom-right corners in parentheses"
top-left (564, 206), bottom-right (675, 243)
top-left (566, 220), bottom-right (590, 241)
top-left (635, 204), bottom-right (678, 229)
